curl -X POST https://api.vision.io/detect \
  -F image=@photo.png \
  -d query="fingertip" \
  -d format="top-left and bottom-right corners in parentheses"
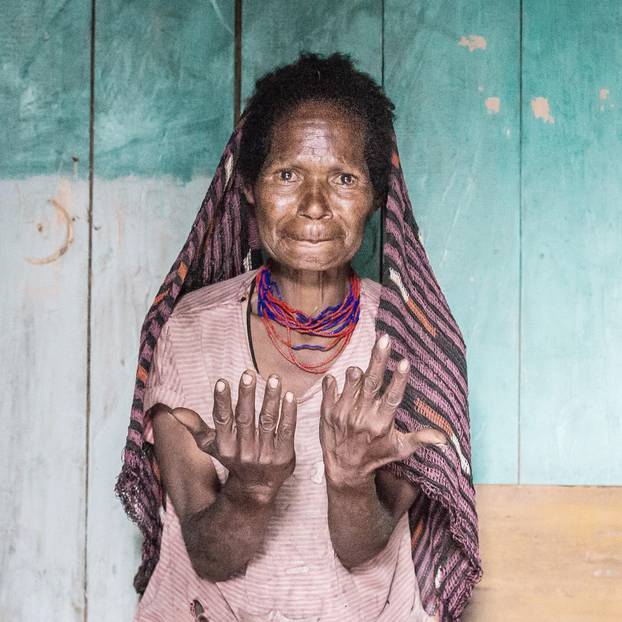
top-left (284, 391), bottom-right (294, 403)
top-left (347, 366), bottom-right (362, 381)
top-left (398, 358), bottom-right (410, 373)
top-left (215, 379), bottom-right (226, 393)
top-left (378, 333), bottom-right (390, 350)
top-left (426, 429), bottom-right (448, 445)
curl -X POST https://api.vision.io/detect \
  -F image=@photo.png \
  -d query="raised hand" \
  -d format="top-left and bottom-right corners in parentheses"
top-left (320, 334), bottom-right (447, 489)
top-left (172, 371), bottom-right (297, 504)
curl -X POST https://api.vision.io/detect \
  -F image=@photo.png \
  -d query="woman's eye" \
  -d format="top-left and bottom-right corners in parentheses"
top-left (278, 170), bottom-right (296, 182)
top-left (338, 173), bottom-right (355, 186)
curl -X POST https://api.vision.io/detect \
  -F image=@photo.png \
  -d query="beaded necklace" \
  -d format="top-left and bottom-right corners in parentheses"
top-left (255, 265), bottom-right (361, 374)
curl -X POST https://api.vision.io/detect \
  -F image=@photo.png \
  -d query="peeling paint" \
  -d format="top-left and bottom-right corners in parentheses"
top-left (458, 35), bottom-right (487, 52)
top-left (531, 97), bottom-right (555, 124)
top-left (485, 97), bottom-right (500, 114)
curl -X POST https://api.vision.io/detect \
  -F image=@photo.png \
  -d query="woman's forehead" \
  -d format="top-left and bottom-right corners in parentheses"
top-left (266, 100), bottom-right (366, 165)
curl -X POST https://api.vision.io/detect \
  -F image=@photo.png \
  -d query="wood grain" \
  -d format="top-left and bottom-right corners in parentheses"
top-left (384, 0), bottom-right (521, 484)
top-left (0, 0), bottom-right (90, 618)
top-left (88, 2), bottom-right (235, 619)
top-left (463, 485), bottom-right (622, 621)
top-left (520, 0), bottom-right (622, 485)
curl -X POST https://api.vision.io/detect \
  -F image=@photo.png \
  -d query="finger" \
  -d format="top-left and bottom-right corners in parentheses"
top-left (362, 334), bottom-right (391, 402)
top-left (379, 357), bottom-right (410, 421)
top-left (213, 379), bottom-right (234, 435)
top-left (392, 428), bottom-right (448, 462)
top-left (339, 366), bottom-right (363, 408)
top-left (171, 407), bottom-right (216, 454)
top-left (275, 391), bottom-right (297, 458)
top-left (320, 374), bottom-right (338, 426)
top-left (258, 375), bottom-right (282, 460)
top-left (235, 370), bottom-right (256, 455)
top-left (340, 367), bottom-right (364, 426)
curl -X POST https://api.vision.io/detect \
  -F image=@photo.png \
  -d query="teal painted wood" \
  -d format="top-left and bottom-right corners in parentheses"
top-left (94, 0), bottom-right (235, 181)
top-left (521, 0), bottom-right (622, 484)
top-left (88, 3), bottom-right (235, 619)
top-left (242, 0), bottom-right (383, 281)
top-left (0, 1), bottom-right (90, 178)
top-left (385, 0), bottom-right (521, 484)
top-left (0, 2), bottom-right (90, 618)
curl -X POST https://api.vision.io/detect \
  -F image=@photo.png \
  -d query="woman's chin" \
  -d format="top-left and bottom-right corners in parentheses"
top-left (267, 239), bottom-right (357, 273)
top-left (272, 255), bottom-right (352, 273)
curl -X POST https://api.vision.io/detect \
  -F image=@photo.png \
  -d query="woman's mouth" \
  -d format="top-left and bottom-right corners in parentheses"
top-left (285, 230), bottom-right (343, 244)
top-left (289, 237), bottom-right (334, 244)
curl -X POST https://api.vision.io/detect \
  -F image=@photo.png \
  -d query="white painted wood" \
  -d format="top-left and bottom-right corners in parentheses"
top-left (87, 176), bottom-right (213, 620)
top-left (0, 176), bottom-right (88, 620)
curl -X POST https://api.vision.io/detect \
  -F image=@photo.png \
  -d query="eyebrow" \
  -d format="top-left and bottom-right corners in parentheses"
top-left (263, 155), bottom-right (367, 172)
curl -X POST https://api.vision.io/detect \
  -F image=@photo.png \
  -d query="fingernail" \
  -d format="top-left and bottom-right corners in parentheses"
top-left (242, 372), bottom-right (253, 386)
top-left (215, 380), bottom-right (226, 393)
top-left (268, 376), bottom-right (279, 389)
top-left (285, 391), bottom-right (294, 403)
top-left (379, 334), bottom-right (390, 349)
top-left (398, 358), bottom-right (409, 373)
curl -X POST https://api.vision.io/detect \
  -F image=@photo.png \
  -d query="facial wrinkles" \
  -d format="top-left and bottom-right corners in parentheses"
top-left (276, 118), bottom-right (360, 168)
top-left (250, 101), bottom-right (373, 280)
top-left (269, 118), bottom-right (366, 245)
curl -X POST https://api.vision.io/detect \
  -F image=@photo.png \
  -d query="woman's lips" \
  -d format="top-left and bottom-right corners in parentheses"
top-left (284, 231), bottom-right (343, 243)
top-left (289, 237), bottom-right (334, 243)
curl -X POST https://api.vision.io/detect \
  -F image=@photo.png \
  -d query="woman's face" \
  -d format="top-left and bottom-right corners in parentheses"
top-left (244, 100), bottom-right (375, 273)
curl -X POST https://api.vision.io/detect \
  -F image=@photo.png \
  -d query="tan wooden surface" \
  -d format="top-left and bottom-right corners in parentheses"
top-left (463, 485), bottom-right (622, 621)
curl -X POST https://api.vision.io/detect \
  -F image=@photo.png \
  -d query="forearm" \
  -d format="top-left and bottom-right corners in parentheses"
top-left (181, 475), bottom-right (275, 582)
top-left (326, 474), bottom-right (396, 569)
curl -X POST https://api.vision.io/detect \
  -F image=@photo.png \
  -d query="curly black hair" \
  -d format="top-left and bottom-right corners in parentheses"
top-left (239, 53), bottom-right (395, 203)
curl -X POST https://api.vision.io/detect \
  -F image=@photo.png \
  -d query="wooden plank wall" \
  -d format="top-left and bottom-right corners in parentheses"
top-left (1, 1), bottom-right (91, 619)
top-left (88, 2), bottom-right (235, 619)
top-left (1, 0), bottom-right (621, 619)
top-left (385, 0), bottom-right (521, 484)
top-left (520, 0), bottom-right (622, 484)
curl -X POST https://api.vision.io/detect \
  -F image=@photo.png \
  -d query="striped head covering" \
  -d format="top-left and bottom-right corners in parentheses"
top-left (116, 118), bottom-right (483, 621)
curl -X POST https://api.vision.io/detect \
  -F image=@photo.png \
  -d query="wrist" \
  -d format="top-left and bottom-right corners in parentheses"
top-left (325, 469), bottom-right (375, 495)
top-left (224, 474), bottom-right (278, 507)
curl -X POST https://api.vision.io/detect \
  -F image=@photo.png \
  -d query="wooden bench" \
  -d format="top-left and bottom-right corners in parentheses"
top-left (462, 485), bottom-right (622, 621)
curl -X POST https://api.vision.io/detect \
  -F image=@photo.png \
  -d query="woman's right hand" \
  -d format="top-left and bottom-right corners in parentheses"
top-left (171, 370), bottom-right (297, 505)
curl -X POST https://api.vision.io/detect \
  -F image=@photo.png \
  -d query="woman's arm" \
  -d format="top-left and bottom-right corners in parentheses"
top-left (320, 335), bottom-right (447, 569)
top-left (152, 371), bottom-right (297, 582)
top-left (153, 407), bottom-right (276, 582)
top-left (325, 469), bottom-right (418, 568)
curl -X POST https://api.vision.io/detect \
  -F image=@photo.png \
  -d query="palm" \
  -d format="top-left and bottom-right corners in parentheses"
top-left (319, 334), bottom-right (447, 488)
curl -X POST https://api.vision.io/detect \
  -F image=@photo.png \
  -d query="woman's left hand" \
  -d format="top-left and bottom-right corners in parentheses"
top-left (320, 334), bottom-right (448, 490)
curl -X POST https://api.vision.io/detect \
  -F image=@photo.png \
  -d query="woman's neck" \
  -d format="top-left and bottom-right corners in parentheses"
top-left (267, 262), bottom-right (351, 316)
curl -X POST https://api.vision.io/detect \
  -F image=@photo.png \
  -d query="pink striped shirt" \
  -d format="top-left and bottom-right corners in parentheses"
top-left (136, 270), bottom-right (432, 622)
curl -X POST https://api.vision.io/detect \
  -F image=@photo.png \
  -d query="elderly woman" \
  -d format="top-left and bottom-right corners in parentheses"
top-left (117, 54), bottom-right (482, 622)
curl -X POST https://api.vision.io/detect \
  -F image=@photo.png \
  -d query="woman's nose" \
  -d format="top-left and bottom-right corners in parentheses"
top-left (298, 182), bottom-right (331, 219)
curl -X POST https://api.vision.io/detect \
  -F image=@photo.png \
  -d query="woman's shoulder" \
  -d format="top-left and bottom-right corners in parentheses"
top-left (169, 270), bottom-right (257, 323)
